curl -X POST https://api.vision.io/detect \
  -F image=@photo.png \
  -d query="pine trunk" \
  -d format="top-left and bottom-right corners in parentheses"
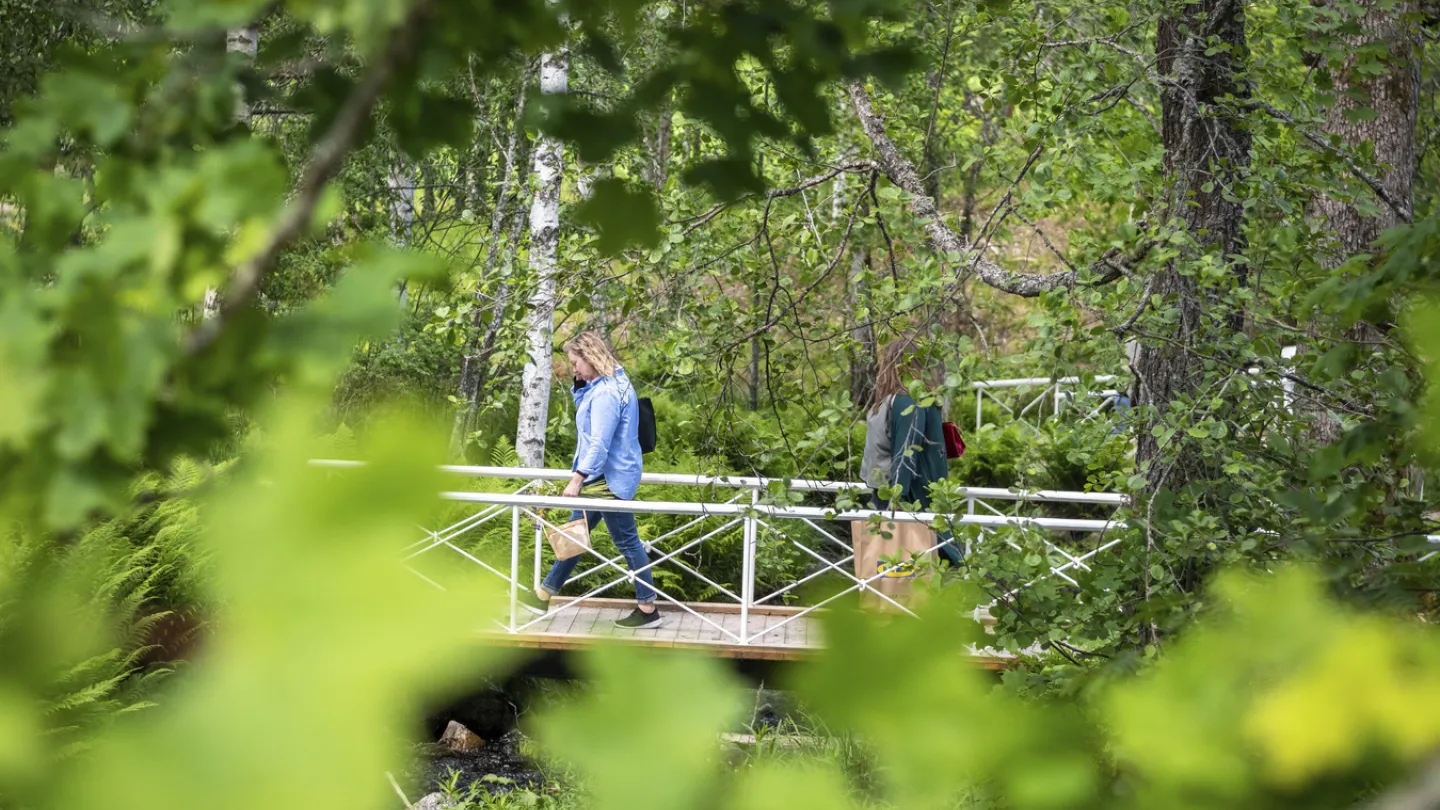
top-left (515, 47), bottom-right (568, 469)
top-left (1132, 0), bottom-right (1253, 492)
top-left (1304, 0), bottom-right (1420, 455)
top-left (1308, 0), bottom-right (1418, 260)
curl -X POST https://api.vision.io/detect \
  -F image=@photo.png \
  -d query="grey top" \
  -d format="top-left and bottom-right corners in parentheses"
top-left (860, 395), bottom-right (893, 491)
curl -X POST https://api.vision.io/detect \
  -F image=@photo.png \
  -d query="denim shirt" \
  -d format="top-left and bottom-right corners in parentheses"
top-left (571, 367), bottom-right (644, 500)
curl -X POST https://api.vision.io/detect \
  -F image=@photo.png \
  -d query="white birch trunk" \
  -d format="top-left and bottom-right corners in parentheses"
top-left (205, 25), bottom-right (259, 321)
top-left (515, 46), bottom-right (568, 468)
top-left (388, 164), bottom-right (416, 305)
top-left (226, 26), bottom-right (258, 126)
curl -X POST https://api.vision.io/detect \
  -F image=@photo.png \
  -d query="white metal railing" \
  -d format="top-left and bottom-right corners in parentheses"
top-left (312, 461), bottom-right (1129, 648)
top-left (314, 460), bottom-right (1439, 649)
top-left (970, 376), bottom-right (1122, 434)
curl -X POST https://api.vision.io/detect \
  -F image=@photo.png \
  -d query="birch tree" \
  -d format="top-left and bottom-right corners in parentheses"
top-left (515, 45), bottom-right (568, 468)
top-left (204, 25), bottom-right (259, 320)
top-left (388, 163), bottom-right (416, 305)
top-left (451, 77), bottom-right (532, 455)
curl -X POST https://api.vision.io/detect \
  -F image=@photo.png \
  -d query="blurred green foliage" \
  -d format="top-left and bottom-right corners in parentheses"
top-left (3, 1), bottom-right (1440, 810)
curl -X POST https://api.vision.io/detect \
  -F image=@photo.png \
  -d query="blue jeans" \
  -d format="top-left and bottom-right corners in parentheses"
top-left (541, 506), bottom-right (657, 603)
top-left (870, 492), bottom-right (965, 566)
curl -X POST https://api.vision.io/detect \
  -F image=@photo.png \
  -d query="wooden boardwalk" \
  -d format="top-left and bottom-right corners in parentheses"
top-left (481, 597), bottom-right (1011, 669)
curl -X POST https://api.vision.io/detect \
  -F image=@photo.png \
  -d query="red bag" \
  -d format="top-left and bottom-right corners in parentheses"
top-left (942, 421), bottom-right (966, 459)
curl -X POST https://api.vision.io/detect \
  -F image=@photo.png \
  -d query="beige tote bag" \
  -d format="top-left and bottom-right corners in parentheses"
top-left (545, 514), bottom-right (591, 561)
top-left (851, 518), bottom-right (935, 611)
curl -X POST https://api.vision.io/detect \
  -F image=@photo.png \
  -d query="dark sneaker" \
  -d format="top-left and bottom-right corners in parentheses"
top-left (615, 607), bottom-right (662, 630)
top-left (517, 589), bottom-right (550, 616)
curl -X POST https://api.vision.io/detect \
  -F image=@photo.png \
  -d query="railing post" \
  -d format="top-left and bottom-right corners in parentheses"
top-left (975, 388), bottom-right (984, 433)
top-left (509, 505), bottom-right (520, 632)
top-left (533, 513), bottom-right (543, 592)
top-left (965, 496), bottom-right (976, 559)
top-left (740, 488), bottom-right (757, 645)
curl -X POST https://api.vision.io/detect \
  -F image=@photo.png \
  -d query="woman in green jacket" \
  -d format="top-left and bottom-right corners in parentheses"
top-left (861, 339), bottom-right (964, 565)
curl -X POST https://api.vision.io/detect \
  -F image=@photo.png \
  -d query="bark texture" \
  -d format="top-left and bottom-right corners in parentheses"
top-left (515, 47), bottom-right (568, 468)
top-left (1308, 0), bottom-right (1419, 259)
top-left (1303, 0), bottom-right (1420, 451)
top-left (1132, 0), bottom-right (1253, 482)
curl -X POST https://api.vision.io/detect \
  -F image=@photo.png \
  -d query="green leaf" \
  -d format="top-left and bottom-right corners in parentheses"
top-left (573, 179), bottom-right (662, 256)
top-left (532, 645), bottom-right (744, 810)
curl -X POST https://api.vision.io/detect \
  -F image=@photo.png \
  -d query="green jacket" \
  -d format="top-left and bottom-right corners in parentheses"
top-left (889, 393), bottom-right (947, 503)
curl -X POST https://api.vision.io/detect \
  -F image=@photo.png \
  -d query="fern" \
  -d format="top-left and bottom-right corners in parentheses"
top-left (488, 437), bottom-right (521, 469)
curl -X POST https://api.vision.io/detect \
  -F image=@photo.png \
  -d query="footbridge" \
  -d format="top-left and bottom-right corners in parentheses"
top-left (314, 459), bottom-right (1128, 669)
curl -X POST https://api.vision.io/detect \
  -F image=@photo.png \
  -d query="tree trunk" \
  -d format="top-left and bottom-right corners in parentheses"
top-left (1132, 0), bottom-right (1253, 489)
top-left (451, 76), bottom-right (532, 457)
top-left (645, 111), bottom-right (672, 189)
top-left (1308, 0), bottom-right (1418, 261)
top-left (421, 160), bottom-right (436, 222)
top-left (515, 46), bottom-right (568, 469)
top-left (849, 237), bottom-right (877, 409)
top-left (226, 26), bottom-right (258, 128)
top-left (749, 298), bottom-right (762, 413)
top-left (1304, 0), bottom-right (1420, 458)
top-left (205, 25), bottom-right (259, 320)
top-left (388, 163), bottom-right (416, 306)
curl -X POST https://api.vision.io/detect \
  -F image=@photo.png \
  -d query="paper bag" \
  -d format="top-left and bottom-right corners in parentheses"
top-left (851, 519), bottom-right (935, 611)
top-left (545, 516), bottom-right (591, 561)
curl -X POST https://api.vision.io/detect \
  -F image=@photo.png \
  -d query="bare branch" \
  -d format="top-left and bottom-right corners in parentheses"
top-left (679, 161), bottom-right (877, 234)
top-left (847, 82), bottom-right (1076, 298)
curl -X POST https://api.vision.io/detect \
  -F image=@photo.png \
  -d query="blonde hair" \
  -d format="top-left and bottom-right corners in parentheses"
top-left (871, 336), bottom-right (941, 413)
top-left (564, 331), bottom-right (621, 378)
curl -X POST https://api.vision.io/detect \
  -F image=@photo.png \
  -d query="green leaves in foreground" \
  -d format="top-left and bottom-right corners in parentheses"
top-left (533, 570), bottom-right (1440, 810)
top-left (531, 644), bottom-right (746, 810)
top-left (0, 408), bottom-right (508, 810)
top-left (574, 179), bottom-right (663, 256)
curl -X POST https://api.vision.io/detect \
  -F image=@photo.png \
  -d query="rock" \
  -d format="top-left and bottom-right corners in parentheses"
top-left (409, 792), bottom-right (453, 810)
top-left (424, 680), bottom-right (523, 741)
top-left (437, 720), bottom-right (485, 753)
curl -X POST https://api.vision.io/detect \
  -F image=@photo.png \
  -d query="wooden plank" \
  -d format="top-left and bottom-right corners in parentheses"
top-left (653, 615), bottom-right (680, 643)
top-left (541, 605), bottom-right (575, 636)
top-left (761, 613), bottom-right (785, 646)
top-left (572, 607), bottom-right (599, 637)
top-left (548, 596), bottom-right (812, 618)
top-left (678, 610), bottom-right (701, 644)
top-left (476, 629), bottom-right (1014, 668)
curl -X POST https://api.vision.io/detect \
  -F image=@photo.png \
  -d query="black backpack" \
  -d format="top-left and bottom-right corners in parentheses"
top-left (637, 397), bottom-right (657, 454)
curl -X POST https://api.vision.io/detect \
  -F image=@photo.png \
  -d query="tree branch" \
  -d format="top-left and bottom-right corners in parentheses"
top-left (185, 0), bottom-right (433, 356)
top-left (1252, 100), bottom-right (1411, 223)
top-left (849, 83), bottom-right (1146, 296)
top-left (679, 161), bottom-right (876, 234)
top-left (848, 82), bottom-right (1109, 298)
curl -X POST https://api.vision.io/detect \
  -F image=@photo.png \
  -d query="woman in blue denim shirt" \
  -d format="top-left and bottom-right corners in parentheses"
top-left (517, 332), bottom-right (659, 629)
